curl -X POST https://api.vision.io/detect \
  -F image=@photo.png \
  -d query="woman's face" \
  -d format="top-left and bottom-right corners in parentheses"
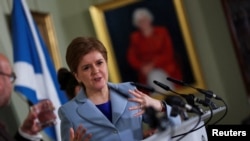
top-left (74, 50), bottom-right (108, 92)
top-left (137, 15), bottom-right (152, 31)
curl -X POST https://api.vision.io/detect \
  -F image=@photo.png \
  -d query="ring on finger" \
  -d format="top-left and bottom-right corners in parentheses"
top-left (140, 104), bottom-right (143, 109)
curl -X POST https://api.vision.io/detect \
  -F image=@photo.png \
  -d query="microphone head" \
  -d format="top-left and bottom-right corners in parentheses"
top-left (166, 77), bottom-right (185, 86)
top-left (165, 95), bottom-right (185, 107)
top-left (170, 105), bottom-right (181, 117)
top-left (165, 95), bottom-right (202, 115)
top-left (130, 82), bottom-right (155, 93)
top-left (145, 106), bottom-right (159, 129)
top-left (153, 80), bottom-right (171, 91)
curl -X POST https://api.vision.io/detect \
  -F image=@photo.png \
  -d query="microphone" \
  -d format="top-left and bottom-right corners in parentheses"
top-left (153, 80), bottom-right (203, 114)
top-left (153, 80), bottom-right (183, 96)
top-left (130, 82), bottom-right (155, 93)
top-left (170, 105), bottom-right (189, 121)
top-left (166, 77), bottom-right (184, 86)
top-left (153, 80), bottom-right (171, 91)
top-left (167, 77), bottom-right (222, 100)
top-left (182, 94), bottom-right (208, 107)
top-left (130, 82), bottom-right (168, 95)
top-left (109, 85), bottom-right (129, 99)
top-left (145, 106), bottom-right (171, 132)
top-left (145, 106), bottom-right (159, 129)
top-left (165, 95), bottom-right (202, 115)
top-left (132, 81), bottom-right (205, 114)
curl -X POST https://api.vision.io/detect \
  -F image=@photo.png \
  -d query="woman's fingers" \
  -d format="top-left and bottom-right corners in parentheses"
top-left (128, 89), bottom-right (162, 116)
top-left (69, 125), bottom-right (92, 141)
top-left (128, 97), bottom-right (144, 104)
top-left (128, 89), bottom-right (146, 116)
top-left (84, 134), bottom-right (92, 141)
top-left (128, 89), bottom-right (146, 107)
top-left (134, 109), bottom-right (145, 117)
top-left (134, 89), bottom-right (144, 94)
top-left (75, 125), bottom-right (84, 140)
top-left (129, 104), bottom-right (145, 116)
top-left (129, 89), bottom-right (143, 98)
top-left (69, 128), bottom-right (75, 141)
top-left (129, 105), bottom-right (142, 110)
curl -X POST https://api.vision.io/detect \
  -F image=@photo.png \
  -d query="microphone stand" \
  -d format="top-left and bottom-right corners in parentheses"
top-left (152, 81), bottom-right (204, 115)
top-left (166, 77), bottom-right (220, 109)
top-left (145, 106), bottom-right (171, 132)
top-left (171, 105), bottom-right (189, 121)
top-left (204, 96), bottom-right (218, 110)
top-left (166, 77), bottom-right (228, 124)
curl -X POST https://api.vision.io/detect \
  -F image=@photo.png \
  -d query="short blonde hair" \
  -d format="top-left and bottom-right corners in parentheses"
top-left (132, 8), bottom-right (154, 27)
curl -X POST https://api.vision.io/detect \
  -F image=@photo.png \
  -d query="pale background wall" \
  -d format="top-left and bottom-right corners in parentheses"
top-left (0, 0), bottom-right (249, 140)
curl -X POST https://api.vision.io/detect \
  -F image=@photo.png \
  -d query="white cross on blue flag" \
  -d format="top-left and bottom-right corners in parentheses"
top-left (11, 0), bottom-right (68, 140)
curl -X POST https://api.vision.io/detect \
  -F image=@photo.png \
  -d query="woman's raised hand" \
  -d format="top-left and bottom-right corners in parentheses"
top-left (70, 125), bottom-right (92, 141)
top-left (128, 89), bottom-right (162, 117)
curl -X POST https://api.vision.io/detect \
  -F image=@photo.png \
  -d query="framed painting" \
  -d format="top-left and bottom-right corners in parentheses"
top-left (221, 0), bottom-right (250, 96)
top-left (7, 11), bottom-right (61, 70)
top-left (90, 0), bottom-right (205, 94)
top-left (31, 11), bottom-right (61, 70)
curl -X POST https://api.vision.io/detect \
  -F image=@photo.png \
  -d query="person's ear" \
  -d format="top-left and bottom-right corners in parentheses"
top-left (0, 79), bottom-right (4, 94)
top-left (74, 72), bottom-right (81, 83)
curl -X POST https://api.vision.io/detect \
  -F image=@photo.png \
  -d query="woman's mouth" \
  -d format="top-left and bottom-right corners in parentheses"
top-left (93, 77), bottom-right (102, 82)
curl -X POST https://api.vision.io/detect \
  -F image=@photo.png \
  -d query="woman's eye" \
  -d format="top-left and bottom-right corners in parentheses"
top-left (83, 66), bottom-right (89, 70)
top-left (97, 61), bottom-right (103, 65)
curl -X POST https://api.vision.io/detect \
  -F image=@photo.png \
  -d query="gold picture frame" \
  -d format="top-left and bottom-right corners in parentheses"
top-left (89, 0), bottom-right (205, 94)
top-left (32, 11), bottom-right (61, 70)
top-left (221, 0), bottom-right (250, 96)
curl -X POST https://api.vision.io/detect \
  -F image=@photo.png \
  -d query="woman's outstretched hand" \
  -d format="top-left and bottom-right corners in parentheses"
top-left (70, 125), bottom-right (92, 141)
top-left (128, 89), bottom-right (163, 117)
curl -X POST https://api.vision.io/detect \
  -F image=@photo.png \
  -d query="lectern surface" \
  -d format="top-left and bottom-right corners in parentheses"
top-left (143, 106), bottom-right (226, 141)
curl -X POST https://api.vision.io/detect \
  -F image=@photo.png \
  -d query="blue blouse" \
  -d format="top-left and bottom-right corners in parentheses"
top-left (96, 101), bottom-right (112, 122)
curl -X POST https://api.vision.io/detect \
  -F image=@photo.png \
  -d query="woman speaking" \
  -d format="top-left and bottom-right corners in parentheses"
top-left (58, 37), bottom-right (181, 141)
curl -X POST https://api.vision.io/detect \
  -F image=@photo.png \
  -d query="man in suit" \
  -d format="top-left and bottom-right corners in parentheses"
top-left (0, 53), bottom-right (43, 141)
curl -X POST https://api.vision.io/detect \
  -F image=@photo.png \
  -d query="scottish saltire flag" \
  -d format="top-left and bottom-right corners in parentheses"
top-left (11, 0), bottom-right (68, 140)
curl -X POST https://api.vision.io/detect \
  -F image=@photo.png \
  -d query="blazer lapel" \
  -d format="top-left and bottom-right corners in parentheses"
top-left (109, 83), bottom-right (128, 125)
top-left (75, 89), bottom-right (115, 128)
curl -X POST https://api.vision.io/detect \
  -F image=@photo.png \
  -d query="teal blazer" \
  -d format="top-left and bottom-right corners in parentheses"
top-left (58, 82), bottom-right (181, 141)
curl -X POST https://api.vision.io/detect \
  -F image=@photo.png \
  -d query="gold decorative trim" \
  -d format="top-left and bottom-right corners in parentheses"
top-left (173, 0), bottom-right (205, 93)
top-left (32, 11), bottom-right (61, 70)
top-left (89, 0), bottom-right (205, 94)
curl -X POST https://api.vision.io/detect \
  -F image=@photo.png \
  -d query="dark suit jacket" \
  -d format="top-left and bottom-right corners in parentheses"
top-left (0, 121), bottom-right (33, 141)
